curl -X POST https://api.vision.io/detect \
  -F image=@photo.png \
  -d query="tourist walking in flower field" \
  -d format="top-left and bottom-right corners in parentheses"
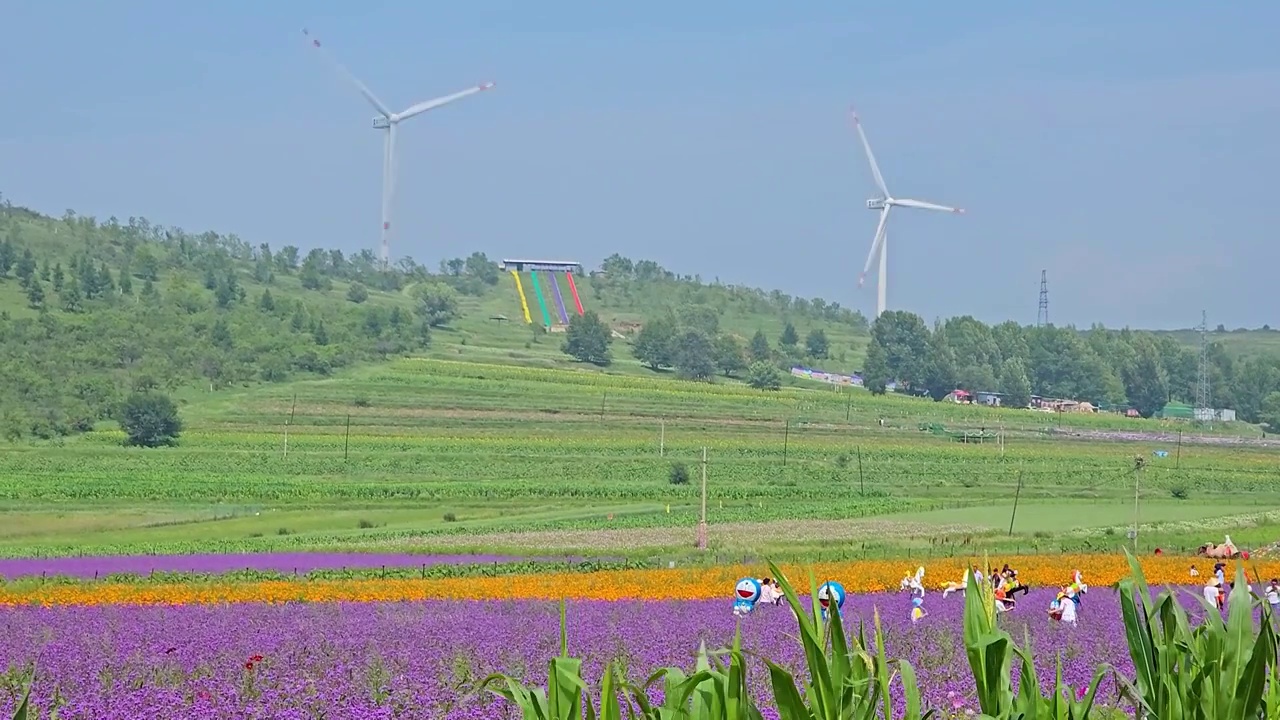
top-left (1267, 579), bottom-right (1280, 614)
top-left (1203, 578), bottom-right (1223, 610)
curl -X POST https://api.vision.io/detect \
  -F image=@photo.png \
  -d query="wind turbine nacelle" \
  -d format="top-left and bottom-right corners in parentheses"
top-left (372, 116), bottom-right (391, 129)
top-left (866, 198), bottom-right (887, 210)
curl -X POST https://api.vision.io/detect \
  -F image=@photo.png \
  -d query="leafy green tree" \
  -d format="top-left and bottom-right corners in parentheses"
top-left (1260, 391), bottom-right (1280, 433)
top-left (52, 263), bottom-right (65, 292)
top-left (60, 278), bottom-right (83, 313)
top-left (869, 310), bottom-right (931, 392)
top-left (561, 310), bottom-right (612, 366)
top-left (118, 391), bottom-right (183, 447)
top-left (463, 252), bottom-right (500, 285)
top-left (804, 328), bottom-right (829, 359)
top-left (210, 318), bottom-right (233, 350)
top-left (16, 249), bottom-right (36, 283)
top-left (312, 319), bottom-right (329, 346)
top-left (861, 338), bottom-right (891, 395)
top-left (25, 277), bottom-right (44, 309)
top-left (413, 282), bottom-right (460, 328)
top-left (1123, 339), bottom-right (1169, 417)
top-left (674, 329), bottom-right (716, 381)
top-left (346, 282), bottom-right (369, 304)
top-left (677, 304), bottom-right (720, 337)
top-left (633, 315), bottom-right (678, 371)
top-left (132, 247), bottom-right (160, 281)
top-left (748, 330), bottom-right (771, 362)
top-left (999, 357), bottom-right (1032, 408)
top-left (779, 322), bottom-right (799, 349)
top-left (746, 361), bottom-right (782, 390)
top-left (713, 334), bottom-right (747, 377)
top-left (0, 237), bottom-right (14, 276)
top-left (257, 289), bottom-right (276, 312)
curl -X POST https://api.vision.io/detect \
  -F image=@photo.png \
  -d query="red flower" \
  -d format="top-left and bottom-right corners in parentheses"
top-left (245, 662), bottom-right (254, 670)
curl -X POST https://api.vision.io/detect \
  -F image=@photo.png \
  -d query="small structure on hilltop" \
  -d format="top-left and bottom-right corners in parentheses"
top-left (500, 259), bottom-right (585, 330)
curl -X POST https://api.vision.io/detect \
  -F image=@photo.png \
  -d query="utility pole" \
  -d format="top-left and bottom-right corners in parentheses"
top-left (1037, 270), bottom-right (1049, 327)
top-left (782, 419), bottom-right (790, 467)
top-left (697, 447), bottom-right (708, 550)
top-left (1008, 469), bottom-right (1024, 536)
top-left (857, 446), bottom-right (865, 495)
top-left (1132, 456), bottom-right (1145, 552)
top-left (343, 413), bottom-right (351, 460)
top-left (283, 394), bottom-right (297, 458)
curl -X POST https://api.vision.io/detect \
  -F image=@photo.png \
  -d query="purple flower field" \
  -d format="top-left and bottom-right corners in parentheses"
top-left (0, 552), bottom-right (572, 579)
top-left (0, 587), bottom-right (1227, 719)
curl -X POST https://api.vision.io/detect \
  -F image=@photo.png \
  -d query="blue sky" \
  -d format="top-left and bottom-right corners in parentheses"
top-left (2, 1), bottom-right (1277, 330)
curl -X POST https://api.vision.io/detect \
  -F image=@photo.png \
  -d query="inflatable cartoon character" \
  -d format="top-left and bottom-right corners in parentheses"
top-left (817, 580), bottom-right (847, 621)
top-left (910, 596), bottom-right (926, 623)
top-left (733, 577), bottom-right (762, 617)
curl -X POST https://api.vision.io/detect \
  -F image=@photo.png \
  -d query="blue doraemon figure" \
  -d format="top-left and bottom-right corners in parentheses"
top-left (817, 580), bottom-right (847, 621)
top-left (733, 577), bottom-right (762, 616)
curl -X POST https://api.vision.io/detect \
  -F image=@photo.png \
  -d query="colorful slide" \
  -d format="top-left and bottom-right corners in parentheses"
top-left (564, 272), bottom-right (584, 315)
top-left (510, 270), bottom-right (532, 324)
top-left (528, 270), bottom-right (553, 327)
top-left (548, 274), bottom-right (571, 325)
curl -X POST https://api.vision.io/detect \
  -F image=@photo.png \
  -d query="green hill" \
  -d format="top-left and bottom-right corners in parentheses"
top-left (4, 197), bottom-right (1280, 444)
top-left (0, 199), bottom-right (868, 440)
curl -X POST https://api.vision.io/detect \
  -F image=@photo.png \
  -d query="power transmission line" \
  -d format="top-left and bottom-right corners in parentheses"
top-left (1196, 310), bottom-right (1211, 412)
top-left (1037, 270), bottom-right (1049, 327)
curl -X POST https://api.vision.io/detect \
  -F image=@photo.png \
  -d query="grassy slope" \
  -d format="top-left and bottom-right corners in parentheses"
top-left (4, 356), bottom-right (1276, 560)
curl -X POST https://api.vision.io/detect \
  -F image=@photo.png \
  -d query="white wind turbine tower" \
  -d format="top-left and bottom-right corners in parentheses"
top-left (303, 29), bottom-right (494, 265)
top-left (849, 107), bottom-right (965, 318)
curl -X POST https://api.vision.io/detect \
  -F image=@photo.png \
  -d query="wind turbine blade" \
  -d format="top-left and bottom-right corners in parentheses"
top-left (858, 207), bottom-right (891, 288)
top-left (396, 82), bottom-right (495, 121)
top-left (894, 198), bottom-right (965, 214)
top-left (302, 28), bottom-right (392, 118)
top-left (850, 107), bottom-right (889, 197)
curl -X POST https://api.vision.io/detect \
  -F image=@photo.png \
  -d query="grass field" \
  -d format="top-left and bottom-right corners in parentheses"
top-left (4, 355), bottom-right (1278, 562)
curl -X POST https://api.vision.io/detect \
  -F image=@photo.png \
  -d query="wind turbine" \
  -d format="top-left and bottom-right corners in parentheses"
top-left (849, 107), bottom-right (964, 318)
top-left (303, 28), bottom-right (494, 265)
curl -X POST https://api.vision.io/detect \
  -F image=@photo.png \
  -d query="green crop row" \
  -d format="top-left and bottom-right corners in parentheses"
top-left (0, 558), bottom-right (648, 585)
top-left (218, 357), bottom-right (1254, 435)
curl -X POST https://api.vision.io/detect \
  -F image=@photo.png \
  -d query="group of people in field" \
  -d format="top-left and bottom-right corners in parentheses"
top-left (926, 562), bottom-right (1083, 624)
top-left (731, 563), bottom-right (1086, 625)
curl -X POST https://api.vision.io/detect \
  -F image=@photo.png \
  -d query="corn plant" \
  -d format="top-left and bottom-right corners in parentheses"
top-left (763, 560), bottom-right (931, 720)
top-left (625, 633), bottom-right (763, 720)
top-left (480, 598), bottom-right (762, 719)
top-left (960, 563), bottom-right (1105, 720)
top-left (479, 599), bottom-right (596, 719)
top-left (1114, 549), bottom-right (1277, 720)
top-left (8, 672), bottom-right (30, 720)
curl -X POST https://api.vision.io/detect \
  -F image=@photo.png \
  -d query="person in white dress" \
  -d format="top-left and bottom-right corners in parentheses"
top-left (1203, 579), bottom-right (1222, 611)
top-left (1059, 589), bottom-right (1078, 626)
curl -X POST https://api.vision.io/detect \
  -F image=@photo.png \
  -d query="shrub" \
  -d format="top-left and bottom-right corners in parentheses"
top-left (669, 462), bottom-right (691, 485)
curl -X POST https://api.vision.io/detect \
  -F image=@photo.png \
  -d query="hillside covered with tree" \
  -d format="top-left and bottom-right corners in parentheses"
top-left (859, 310), bottom-right (1280, 427)
top-left (0, 198), bottom-right (868, 440)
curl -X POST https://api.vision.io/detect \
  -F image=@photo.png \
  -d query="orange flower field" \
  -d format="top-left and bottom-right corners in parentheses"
top-left (0, 554), bottom-right (1266, 607)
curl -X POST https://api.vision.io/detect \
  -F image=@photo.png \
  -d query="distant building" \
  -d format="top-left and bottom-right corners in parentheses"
top-left (974, 391), bottom-right (1004, 407)
top-left (1194, 408), bottom-right (1237, 423)
top-left (790, 366), bottom-right (863, 387)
